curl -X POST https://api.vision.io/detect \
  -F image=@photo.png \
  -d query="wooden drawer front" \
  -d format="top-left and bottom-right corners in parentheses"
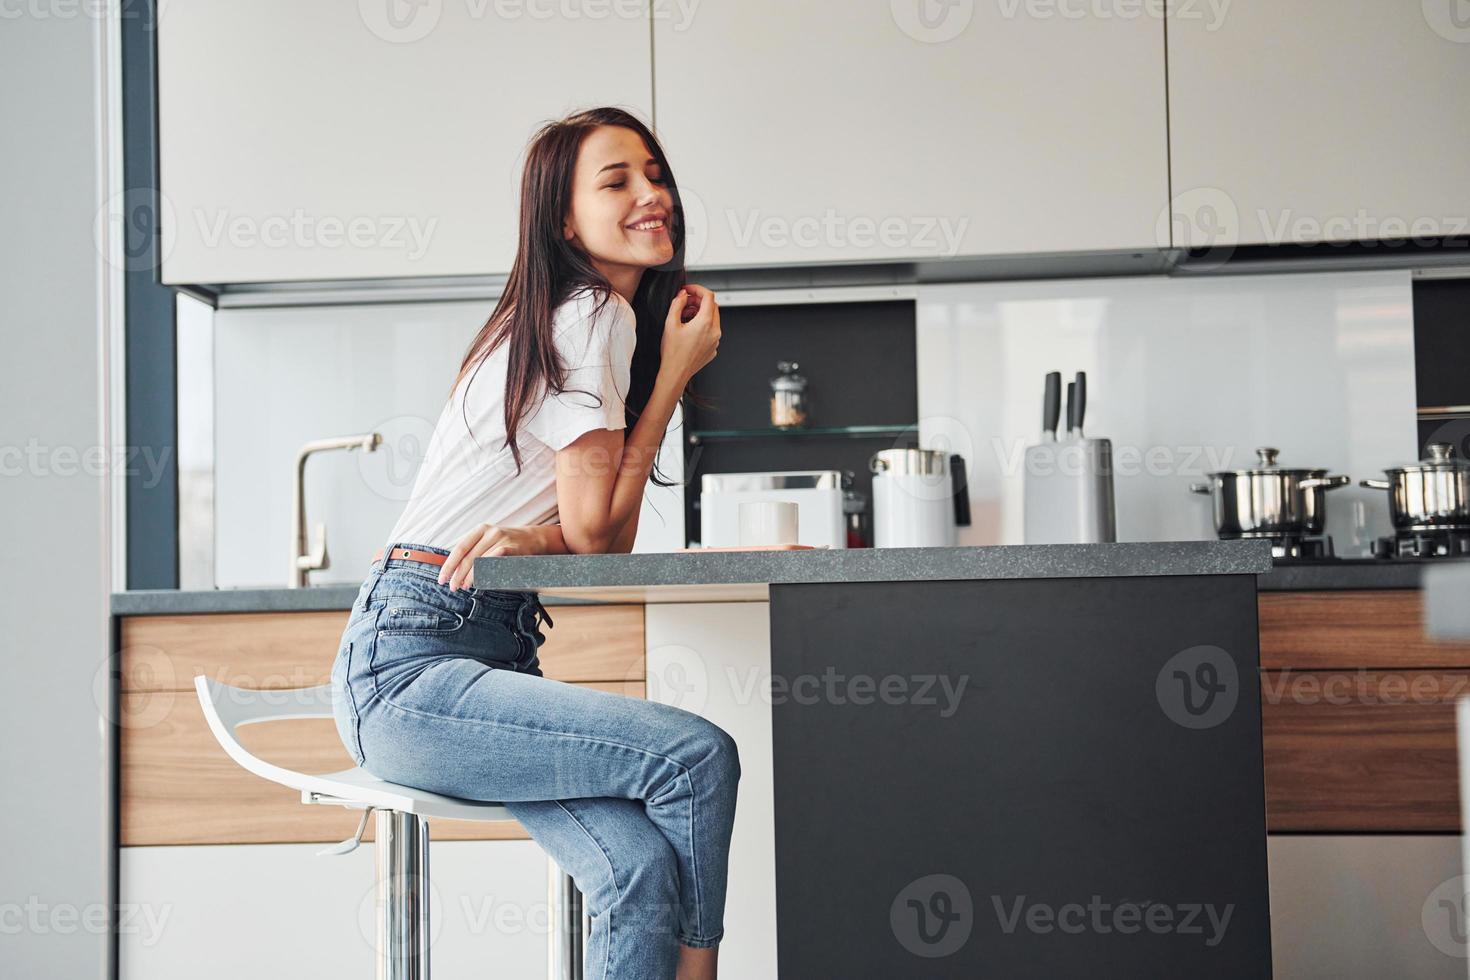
top-left (121, 678), bottom-right (646, 846)
top-left (1258, 591), bottom-right (1470, 670)
top-left (119, 604), bottom-right (645, 689)
top-left (1261, 670), bottom-right (1466, 832)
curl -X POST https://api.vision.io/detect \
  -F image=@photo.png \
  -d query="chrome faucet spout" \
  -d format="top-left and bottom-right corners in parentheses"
top-left (290, 432), bottom-right (383, 588)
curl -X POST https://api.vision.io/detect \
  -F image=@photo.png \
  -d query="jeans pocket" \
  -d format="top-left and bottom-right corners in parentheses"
top-left (332, 642), bottom-right (368, 767)
top-left (377, 597), bottom-right (466, 636)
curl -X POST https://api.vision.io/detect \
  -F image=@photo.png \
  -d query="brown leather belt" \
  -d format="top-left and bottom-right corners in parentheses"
top-left (369, 546), bottom-right (554, 629)
top-left (371, 546), bottom-right (448, 568)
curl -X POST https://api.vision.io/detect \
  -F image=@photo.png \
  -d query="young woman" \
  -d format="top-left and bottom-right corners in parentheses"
top-left (331, 107), bottom-right (736, 980)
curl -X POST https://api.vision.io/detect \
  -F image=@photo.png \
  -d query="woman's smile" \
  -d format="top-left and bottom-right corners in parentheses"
top-left (625, 212), bottom-right (668, 234)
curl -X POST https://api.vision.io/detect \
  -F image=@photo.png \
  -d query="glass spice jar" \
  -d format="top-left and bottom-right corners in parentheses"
top-left (769, 361), bottom-right (809, 429)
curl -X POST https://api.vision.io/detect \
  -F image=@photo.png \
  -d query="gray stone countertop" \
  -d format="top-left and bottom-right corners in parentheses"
top-left (109, 583), bottom-right (600, 616)
top-left (472, 539), bottom-right (1272, 603)
top-left (111, 541), bottom-right (1274, 614)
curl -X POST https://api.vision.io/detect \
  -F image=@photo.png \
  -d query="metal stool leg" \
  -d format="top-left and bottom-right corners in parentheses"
top-left (376, 810), bottom-right (430, 980)
top-left (551, 868), bottom-right (585, 980)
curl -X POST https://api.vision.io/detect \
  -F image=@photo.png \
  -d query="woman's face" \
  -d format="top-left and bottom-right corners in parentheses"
top-left (562, 125), bottom-right (675, 282)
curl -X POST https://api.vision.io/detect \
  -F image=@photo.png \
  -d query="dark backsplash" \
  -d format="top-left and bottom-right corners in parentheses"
top-left (1413, 278), bottom-right (1470, 458)
top-left (681, 300), bottom-right (918, 545)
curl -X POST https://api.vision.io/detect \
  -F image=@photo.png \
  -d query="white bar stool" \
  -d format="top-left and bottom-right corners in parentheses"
top-left (194, 675), bottom-right (585, 979)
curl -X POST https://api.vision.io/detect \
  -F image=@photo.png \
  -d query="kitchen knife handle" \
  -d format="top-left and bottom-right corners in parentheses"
top-left (1043, 372), bottom-right (1061, 438)
top-left (1074, 371), bottom-right (1087, 434)
top-left (1065, 381), bottom-right (1077, 434)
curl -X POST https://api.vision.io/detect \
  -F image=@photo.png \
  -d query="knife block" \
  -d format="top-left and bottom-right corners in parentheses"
top-left (1022, 436), bottom-right (1117, 544)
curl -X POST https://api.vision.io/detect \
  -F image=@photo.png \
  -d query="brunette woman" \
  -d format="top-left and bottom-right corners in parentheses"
top-left (332, 107), bottom-right (736, 980)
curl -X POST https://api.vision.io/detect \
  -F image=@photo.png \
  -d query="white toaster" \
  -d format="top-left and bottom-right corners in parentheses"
top-left (698, 471), bottom-right (847, 549)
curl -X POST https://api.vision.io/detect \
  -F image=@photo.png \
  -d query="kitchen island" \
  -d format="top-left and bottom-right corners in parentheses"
top-left (476, 540), bottom-right (1275, 978)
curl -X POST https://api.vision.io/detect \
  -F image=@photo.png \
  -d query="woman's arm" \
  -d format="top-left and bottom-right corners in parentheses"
top-left (553, 370), bottom-right (682, 554)
top-left (555, 285), bottom-right (719, 555)
top-left (440, 285), bottom-right (719, 588)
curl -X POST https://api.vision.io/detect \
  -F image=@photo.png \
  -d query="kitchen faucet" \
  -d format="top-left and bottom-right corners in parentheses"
top-left (290, 432), bottom-right (383, 588)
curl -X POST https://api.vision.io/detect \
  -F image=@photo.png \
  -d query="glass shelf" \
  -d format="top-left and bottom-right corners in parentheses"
top-left (687, 423), bottom-right (918, 445)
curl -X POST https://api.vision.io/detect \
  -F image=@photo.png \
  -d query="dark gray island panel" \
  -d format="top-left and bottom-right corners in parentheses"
top-left (769, 573), bottom-right (1270, 978)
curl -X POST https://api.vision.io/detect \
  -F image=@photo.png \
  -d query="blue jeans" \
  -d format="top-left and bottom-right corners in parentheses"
top-left (330, 542), bottom-right (740, 980)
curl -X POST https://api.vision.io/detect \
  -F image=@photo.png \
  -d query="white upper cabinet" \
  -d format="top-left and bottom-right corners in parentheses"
top-left (1167, 0), bottom-right (1470, 248)
top-left (652, 0), bottom-right (1168, 268)
top-left (158, 0), bottom-right (652, 284)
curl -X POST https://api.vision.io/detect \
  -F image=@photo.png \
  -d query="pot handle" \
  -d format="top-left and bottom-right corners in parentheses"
top-left (1299, 475), bottom-right (1350, 490)
top-left (1359, 479), bottom-right (1392, 491)
top-left (1188, 483), bottom-right (1212, 494)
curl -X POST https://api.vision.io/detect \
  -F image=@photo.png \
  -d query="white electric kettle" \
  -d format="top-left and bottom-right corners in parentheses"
top-left (869, 448), bottom-right (971, 548)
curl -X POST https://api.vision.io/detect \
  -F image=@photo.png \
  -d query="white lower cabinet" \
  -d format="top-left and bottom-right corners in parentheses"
top-left (119, 840), bottom-right (550, 979)
top-left (1268, 835), bottom-right (1464, 980)
top-left (646, 601), bottom-right (777, 979)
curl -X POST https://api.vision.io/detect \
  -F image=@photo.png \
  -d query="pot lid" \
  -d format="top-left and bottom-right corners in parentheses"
top-left (1211, 446), bottom-right (1331, 477)
top-left (1387, 443), bottom-right (1470, 473)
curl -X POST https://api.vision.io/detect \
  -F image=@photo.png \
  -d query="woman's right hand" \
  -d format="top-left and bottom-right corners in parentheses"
top-left (661, 283), bottom-right (721, 386)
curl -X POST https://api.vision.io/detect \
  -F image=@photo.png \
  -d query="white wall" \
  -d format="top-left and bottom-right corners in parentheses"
top-left (0, 7), bottom-right (111, 979)
top-left (211, 300), bottom-right (684, 588)
top-left (916, 270), bottom-right (1418, 553)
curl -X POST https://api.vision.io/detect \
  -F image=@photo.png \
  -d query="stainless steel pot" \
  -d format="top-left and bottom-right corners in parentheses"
top-left (1359, 443), bottom-right (1470, 531)
top-left (1188, 446), bottom-right (1350, 539)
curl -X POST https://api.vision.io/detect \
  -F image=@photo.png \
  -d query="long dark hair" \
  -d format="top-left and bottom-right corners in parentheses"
top-left (451, 107), bottom-right (688, 486)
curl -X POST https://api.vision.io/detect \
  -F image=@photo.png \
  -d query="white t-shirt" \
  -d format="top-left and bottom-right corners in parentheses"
top-left (384, 287), bottom-right (636, 549)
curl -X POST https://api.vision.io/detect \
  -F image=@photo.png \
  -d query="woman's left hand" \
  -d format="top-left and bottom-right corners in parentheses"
top-left (438, 523), bottom-right (563, 591)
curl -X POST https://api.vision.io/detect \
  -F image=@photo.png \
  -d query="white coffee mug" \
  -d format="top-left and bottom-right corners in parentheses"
top-left (737, 500), bottom-right (800, 546)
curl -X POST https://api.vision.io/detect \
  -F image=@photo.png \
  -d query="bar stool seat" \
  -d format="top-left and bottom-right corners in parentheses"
top-left (194, 675), bottom-right (512, 820)
top-left (194, 675), bottom-right (584, 978)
